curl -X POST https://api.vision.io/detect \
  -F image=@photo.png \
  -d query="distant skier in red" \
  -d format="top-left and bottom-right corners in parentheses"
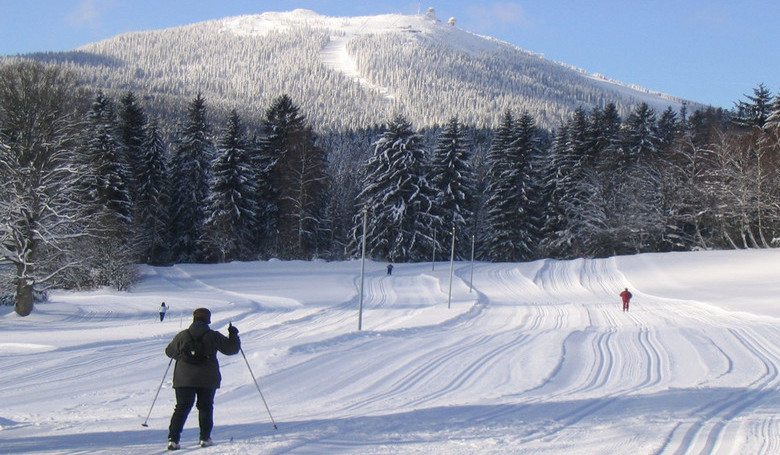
top-left (619, 288), bottom-right (632, 312)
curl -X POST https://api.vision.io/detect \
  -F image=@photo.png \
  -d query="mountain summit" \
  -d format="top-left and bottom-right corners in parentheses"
top-left (29, 9), bottom-right (695, 130)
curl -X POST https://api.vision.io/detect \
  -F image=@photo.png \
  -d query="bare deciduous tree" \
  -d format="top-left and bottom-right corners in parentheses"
top-left (0, 60), bottom-right (87, 316)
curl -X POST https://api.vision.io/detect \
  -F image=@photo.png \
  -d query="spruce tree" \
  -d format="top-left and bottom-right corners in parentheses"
top-left (263, 94), bottom-right (303, 256)
top-left (263, 95), bottom-right (328, 259)
top-left (764, 92), bottom-right (780, 133)
top-left (656, 106), bottom-right (680, 150)
top-left (247, 132), bottom-right (276, 257)
top-left (514, 112), bottom-right (545, 258)
top-left (483, 110), bottom-right (541, 261)
top-left (540, 124), bottom-right (572, 257)
top-left (117, 91), bottom-right (148, 201)
top-left (590, 103), bottom-right (622, 171)
top-left (482, 110), bottom-right (515, 260)
top-left (540, 109), bottom-right (595, 257)
top-left (135, 119), bottom-right (170, 264)
top-left (734, 83), bottom-right (773, 129)
top-left (78, 90), bottom-right (136, 288)
top-left (352, 114), bottom-right (435, 262)
top-left (81, 91), bottom-right (132, 225)
top-left (621, 103), bottom-right (660, 165)
top-left (616, 104), bottom-right (667, 253)
top-left (201, 111), bottom-right (258, 262)
top-left (430, 116), bottom-right (474, 257)
top-left (169, 93), bottom-right (213, 263)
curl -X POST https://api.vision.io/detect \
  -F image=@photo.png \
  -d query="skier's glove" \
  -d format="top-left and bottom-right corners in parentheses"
top-left (228, 323), bottom-right (239, 336)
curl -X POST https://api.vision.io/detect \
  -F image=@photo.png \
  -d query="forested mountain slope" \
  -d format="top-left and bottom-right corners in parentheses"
top-left (21, 9), bottom-right (697, 131)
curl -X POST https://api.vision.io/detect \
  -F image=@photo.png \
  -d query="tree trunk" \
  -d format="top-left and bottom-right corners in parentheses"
top-left (14, 279), bottom-right (34, 317)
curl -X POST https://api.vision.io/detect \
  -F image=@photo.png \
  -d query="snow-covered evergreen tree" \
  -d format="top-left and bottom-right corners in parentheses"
top-left (264, 95), bottom-right (329, 259)
top-left (590, 103), bottom-right (622, 171)
top-left (200, 110), bottom-right (257, 262)
top-left (169, 93), bottom-right (213, 263)
top-left (482, 111), bottom-right (515, 260)
top-left (764, 91), bottom-right (780, 134)
top-left (263, 94), bottom-right (303, 257)
top-left (482, 111), bottom-right (541, 261)
top-left (117, 91), bottom-right (148, 199)
top-left (540, 109), bottom-right (595, 257)
top-left (656, 106), bottom-right (680, 150)
top-left (621, 103), bottom-right (661, 165)
top-left (352, 114), bottom-right (435, 262)
top-left (81, 90), bottom-right (132, 224)
top-left (77, 90), bottom-right (136, 289)
top-left (134, 118), bottom-right (170, 264)
top-left (580, 104), bottom-right (623, 256)
top-left (734, 83), bottom-right (773, 129)
top-left (247, 132), bottom-right (276, 258)
top-left (429, 116), bottom-right (474, 258)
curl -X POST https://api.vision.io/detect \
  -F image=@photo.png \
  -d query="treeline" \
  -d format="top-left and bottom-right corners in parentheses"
top-left (1, 61), bottom-right (778, 316)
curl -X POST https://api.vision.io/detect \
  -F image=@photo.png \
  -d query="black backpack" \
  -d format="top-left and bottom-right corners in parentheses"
top-left (179, 330), bottom-right (211, 364)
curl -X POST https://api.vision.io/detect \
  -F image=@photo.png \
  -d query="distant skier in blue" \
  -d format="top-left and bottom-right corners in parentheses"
top-left (387, 263), bottom-right (394, 275)
top-left (159, 302), bottom-right (168, 321)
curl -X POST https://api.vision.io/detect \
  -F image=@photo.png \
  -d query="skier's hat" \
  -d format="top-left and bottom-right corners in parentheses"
top-left (193, 307), bottom-right (211, 324)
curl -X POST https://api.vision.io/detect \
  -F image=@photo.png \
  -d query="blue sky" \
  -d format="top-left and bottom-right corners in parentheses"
top-left (1, 0), bottom-right (778, 109)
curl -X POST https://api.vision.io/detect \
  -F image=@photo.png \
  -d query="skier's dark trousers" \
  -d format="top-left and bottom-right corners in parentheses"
top-left (165, 308), bottom-right (240, 449)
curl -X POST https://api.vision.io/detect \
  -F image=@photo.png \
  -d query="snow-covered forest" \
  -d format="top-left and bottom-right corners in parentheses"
top-left (1, 10), bottom-right (779, 317)
top-left (1, 57), bottom-right (778, 318)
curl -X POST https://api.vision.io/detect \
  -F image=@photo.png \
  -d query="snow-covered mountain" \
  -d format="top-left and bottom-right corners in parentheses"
top-left (22, 9), bottom-right (700, 131)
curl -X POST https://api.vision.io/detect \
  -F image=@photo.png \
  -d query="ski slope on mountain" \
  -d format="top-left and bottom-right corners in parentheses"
top-left (1, 249), bottom-right (778, 454)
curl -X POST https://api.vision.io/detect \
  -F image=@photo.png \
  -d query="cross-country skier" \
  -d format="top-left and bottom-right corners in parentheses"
top-left (164, 308), bottom-right (240, 450)
top-left (387, 263), bottom-right (394, 275)
top-left (159, 302), bottom-right (168, 322)
top-left (619, 288), bottom-right (632, 312)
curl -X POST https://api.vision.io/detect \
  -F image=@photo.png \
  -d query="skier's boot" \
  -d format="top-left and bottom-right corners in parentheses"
top-left (167, 440), bottom-right (180, 450)
top-left (200, 439), bottom-right (214, 447)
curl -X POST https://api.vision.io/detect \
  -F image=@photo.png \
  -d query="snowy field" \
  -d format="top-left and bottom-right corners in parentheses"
top-left (1, 249), bottom-right (778, 454)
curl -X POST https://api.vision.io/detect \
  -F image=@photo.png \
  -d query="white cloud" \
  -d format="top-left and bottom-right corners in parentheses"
top-left (465, 1), bottom-right (529, 29)
top-left (66, 0), bottom-right (118, 29)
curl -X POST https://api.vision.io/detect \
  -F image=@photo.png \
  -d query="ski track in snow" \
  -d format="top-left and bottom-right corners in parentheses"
top-left (319, 35), bottom-right (394, 100)
top-left (0, 254), bottom-right (778, 454)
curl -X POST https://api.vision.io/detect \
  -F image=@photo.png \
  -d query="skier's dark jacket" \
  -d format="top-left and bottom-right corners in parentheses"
top-left (165, 321), bottom-right (240, 389)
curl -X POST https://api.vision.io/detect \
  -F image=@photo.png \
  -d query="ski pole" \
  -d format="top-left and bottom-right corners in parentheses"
top-left (240, 346), bottom-right (278, 430)
top-left (142, 357), bottom-right (173, 427)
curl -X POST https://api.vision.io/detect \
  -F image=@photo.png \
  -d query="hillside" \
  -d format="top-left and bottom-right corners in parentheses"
top-left (18, 9), bottom-right (699, 131)
top-left (1, 249), bottom-right (778, 453)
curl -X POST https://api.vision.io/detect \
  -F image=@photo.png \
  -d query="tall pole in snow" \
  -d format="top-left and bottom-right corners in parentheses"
top-left (469, 234), bottom-right (475, 293)
top-left (448, 226), bottom-right (456, 309)
top-left (431, 230), bottom-right (436, 271)
top-left (358, 209), bottom-right (367, 331)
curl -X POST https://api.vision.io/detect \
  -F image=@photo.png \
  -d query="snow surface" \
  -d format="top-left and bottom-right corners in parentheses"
top-left (1, 249), bottom-right (778, 454)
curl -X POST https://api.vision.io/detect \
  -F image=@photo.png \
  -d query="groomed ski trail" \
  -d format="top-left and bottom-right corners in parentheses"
top-left (0, 254), bottom-right (777, 454)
